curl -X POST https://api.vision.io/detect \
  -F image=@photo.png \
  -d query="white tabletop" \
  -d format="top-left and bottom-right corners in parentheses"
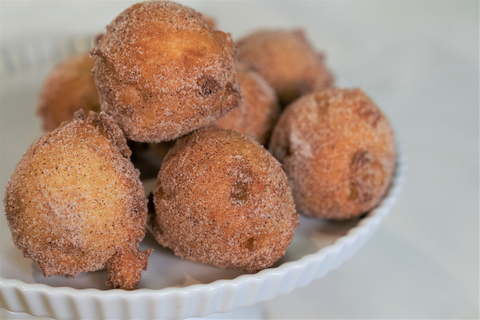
top-left (1, 1), bottom-right (478, 319)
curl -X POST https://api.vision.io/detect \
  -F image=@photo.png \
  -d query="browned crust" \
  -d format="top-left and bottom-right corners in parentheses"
top-left (36, 53), bottom-right (100, 132)
top-left (74, 109), bottom-right (132, 158)
top-left (237, 29), bottom-right (334, 106)
top-left (106, 248), bottom-right (153, 290)
top-left (150, 128), bottom-right (298, 272)
top-left (269, 88), bottom-right (396, 220)
top-left (4, 111), bottom-right (149, 288)
top-left (91, 1), bottom-right (241, 143)
top-left (215, 69), bottom-right (281, 146)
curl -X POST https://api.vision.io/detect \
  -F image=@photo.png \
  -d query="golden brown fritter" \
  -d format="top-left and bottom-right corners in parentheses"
top-left (150, 128), bottom-right (298, 272)
top-left (4, 111), bottom-right (152, 289)
top-left (91, 1), bottom-right (241, 143)
top-left (237, 29), bottom-right (333, 106)
top-left (36, 53), bottom-right (100, 132)
top-left (269, 88), bottom-right (396, 220)
top-left (215, 68), bottom-right (280, 146)
top-left (106, 249), bottom-right (151, 290)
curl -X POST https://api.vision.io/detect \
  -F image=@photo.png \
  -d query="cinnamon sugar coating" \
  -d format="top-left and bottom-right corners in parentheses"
top-left (106, 248), bottom-right (152, 290)
top-left (215, 68), bottom-right (281, 146)
top-left (150, 128), bottom-right (298, 272)
top-left (91, 1), bottom-right (241, 143)
top-left (36, 53), bottom-right (100, 132)
top-left (237, 29), bottom-right (333, 106)
top-left (269, 88), bottom-right (396, 220)
top-left (3, 111), bottom-right (151, 289)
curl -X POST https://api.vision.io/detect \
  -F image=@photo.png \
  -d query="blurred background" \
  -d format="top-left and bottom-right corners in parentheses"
top-left (1, 1), bottom-right (478, 318)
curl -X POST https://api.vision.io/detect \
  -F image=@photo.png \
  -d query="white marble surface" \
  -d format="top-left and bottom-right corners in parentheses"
top-left (1, 1), bottom-right (478, 319)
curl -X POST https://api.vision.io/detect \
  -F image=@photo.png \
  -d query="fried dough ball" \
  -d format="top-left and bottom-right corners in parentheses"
top-left (269, 88), bottom-right (395, 220)
top-left (91, 1), bottom-right (241, 143)
top-left (106, 249), bottom-right (151, 289)
top-left (215, 68), bottom-right (280, 145)
top-left (4, 111), bottom-right (152, 290)
top-left (150, 128), bottom-right (298, 272)
top-left (36, 53), bottom-right (100, 132)
top-left (237, 29), bottom-right (333, 106)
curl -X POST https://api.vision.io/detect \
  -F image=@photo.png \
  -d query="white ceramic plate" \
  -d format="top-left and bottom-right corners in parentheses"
top-left (0, 37), bottom-right (406, 319)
